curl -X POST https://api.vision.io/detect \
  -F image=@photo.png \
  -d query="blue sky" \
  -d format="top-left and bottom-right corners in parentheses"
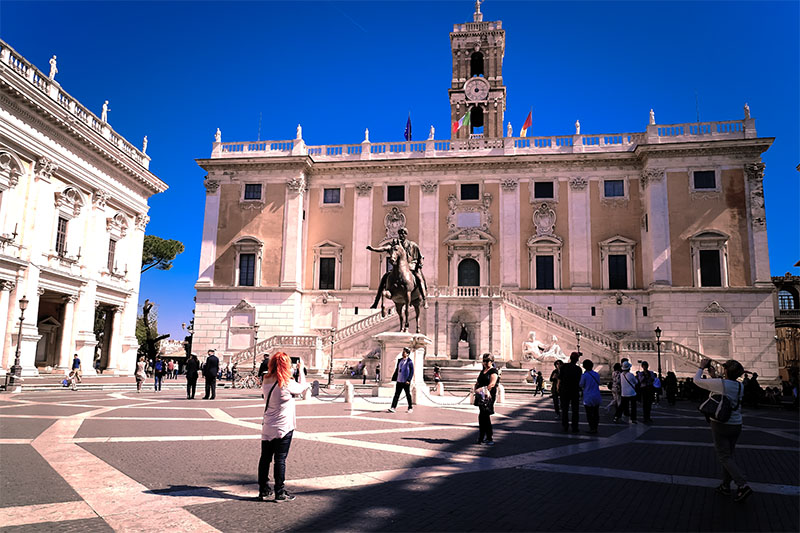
top-left (2, 1), bottom-right (798, 340)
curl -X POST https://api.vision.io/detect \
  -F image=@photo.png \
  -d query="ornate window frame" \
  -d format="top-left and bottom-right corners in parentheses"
top-left (0, 148), bottom-right (24, 192)
top-left (530, 179), bottom-right (558, 203)
top-left (600, 177), bottom-right (629, 207)
top-left (105, 212), bottom-right (129, 275)
top-left (599, 235), bottom-right (636, 290)
top-left (240, 182), bottom-right (265, 210)
top-left (458, 182), bottom-right (482, 202)
top-left (527, 235), bottom-right (562, 290)
top-left (689, 167), bottom-right (721, 199)
top-left (312, 240), bottom-right (344, 290)
top-left (690, 230), bottom-right (729, 288)
top-left (319, 186), bottom-right (343, 208)
top-left (51, 187), bottom-right (85, 258)
top-left (233, 236), bottom-right (263, 287)
top-left (383, 184), bottom-right (408, 206)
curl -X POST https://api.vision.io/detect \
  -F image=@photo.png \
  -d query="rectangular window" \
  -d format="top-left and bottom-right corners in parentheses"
top-left (693, 170), bottom-right (716, 190)
top-left (604, 180), bottom-right (625, 198)
top-left (107, 238), bottom-right (117, 271)
top-left (386, 185), bottom-right (405, 203)
top-left (699, 249), bottom-right (722, 287)
top-left (55, 217), bottom-right (68, 255)
top-left (244, 184), bottom-right (262, 200)
top-left (319, 257), bottom-right (335, 289)
top-left (534, 181), bottom-right (554, 199)
top-left (608, 254), bottom-right (628, 289)
top-left (239, 253), bottom-right (256, 286)
top-left (323, 188), bottom-right (341, 204)
top-left (535, 255), bottom-right (555, 289)
top-left (461, 183), bottom-right (480, 201)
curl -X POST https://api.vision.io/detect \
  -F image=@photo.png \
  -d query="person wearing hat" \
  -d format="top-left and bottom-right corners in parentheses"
top-left (613, 360), bottom-right (639, 423)
top-left (695, 358), bottom-right (752, 502)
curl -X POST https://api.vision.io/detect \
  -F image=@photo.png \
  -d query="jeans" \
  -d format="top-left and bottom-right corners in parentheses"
top-left (641, 386), bottom-right (654, 420)
top-left (615, 395), bottom-right (637, 422)
top-left (478, 408), bottom-right (493, 442)
top-left (204, 377), bottom-right (217, 399)
top-left (561, 393), bottom-right (580, 430)
top-left (186, 375), bottom-right (197, 398)
top-left (258, 430), bottom-right (294, 496)
top-left (584, 404), bottom-right (600, 431)
top-left (552, 390), bottom-right (561, 414)
top-left (391, 382), bottom-right (412, 409)
top-left (710, 421), bottom-right (746, 486)
top-left (154, 375), bottom-right (162, 391)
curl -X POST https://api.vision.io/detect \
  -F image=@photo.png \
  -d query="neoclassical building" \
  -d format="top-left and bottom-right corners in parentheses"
top-left (193, 6), bottom-right (779, 380)
top-left (0, 40), bottom-right (167, 377)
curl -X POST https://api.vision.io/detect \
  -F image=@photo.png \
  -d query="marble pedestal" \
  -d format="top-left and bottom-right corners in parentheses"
top-left (373, 332), bottom-right (433, 405)
top-left (457, 340), bottom-right (470, 360)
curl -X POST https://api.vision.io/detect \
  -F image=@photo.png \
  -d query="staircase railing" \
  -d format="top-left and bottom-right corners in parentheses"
top-left (333, 309), bottom-right (394, 343)
top-left (230, 335), bottom-right (318, 368)
top-left (620, 339), bottom-right (724, 374)
top-left (498, 289), bottom-right (621, 352)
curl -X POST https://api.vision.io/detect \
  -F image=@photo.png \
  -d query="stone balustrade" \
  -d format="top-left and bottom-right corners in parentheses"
top-left (0, 39), bottom-right (151, 170)
top-left (230, 334), bottom-right (318, 366)
top-left (210, 118), bottom-right (754, 161)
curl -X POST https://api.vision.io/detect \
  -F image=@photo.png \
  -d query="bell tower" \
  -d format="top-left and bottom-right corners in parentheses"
top-left (449, 1), bottom-right (506, 140)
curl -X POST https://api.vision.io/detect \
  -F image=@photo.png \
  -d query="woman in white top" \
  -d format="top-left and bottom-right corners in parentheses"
top-left (613, 361), bottom-right (639, 423)
top-left (135, 357), bottom-right (147, 393)
top-left (258, 352), bottom-right (310, 502)
top-left (696, 358), bottom-right (752, 502)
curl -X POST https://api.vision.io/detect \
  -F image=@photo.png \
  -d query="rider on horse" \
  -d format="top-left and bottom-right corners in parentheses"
top-left (368, 227), bottom-right (428, 311)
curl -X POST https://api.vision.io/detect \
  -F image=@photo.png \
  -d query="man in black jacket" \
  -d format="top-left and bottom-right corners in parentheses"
top-left (203, 349), bottom-right (220, 400)
top-left (185, 353), bottom-right (201, 399)
top-left (559, 352), bottom-right (583, 432)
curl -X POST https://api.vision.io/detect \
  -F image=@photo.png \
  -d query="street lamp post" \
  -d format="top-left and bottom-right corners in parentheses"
top-left (575, 330), bottom-right (582, 354)
top-left (327, 327), bottom-right (336, 388)
top-left (8, 295), bottom-right (29, 388)
top-left (252, 325), bottom-right (259, 372)
top-left (655, 326), bottom-right (663, 380)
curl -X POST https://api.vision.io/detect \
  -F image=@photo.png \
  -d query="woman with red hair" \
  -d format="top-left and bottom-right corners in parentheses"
top-left (258, 352), bottom-right (309, 502)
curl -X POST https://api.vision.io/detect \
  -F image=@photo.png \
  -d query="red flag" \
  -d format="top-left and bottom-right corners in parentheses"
top-left (520, 110), bottom-right (533, 137)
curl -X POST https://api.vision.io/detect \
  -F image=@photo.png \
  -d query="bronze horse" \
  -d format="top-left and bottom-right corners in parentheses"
top-left (367, 239), bottom-right (422, 333)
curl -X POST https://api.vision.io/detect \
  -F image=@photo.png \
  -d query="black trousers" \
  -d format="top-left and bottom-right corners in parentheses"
top-left (391, 382), bottom-right (412, 409)
top-left (641, 386), bottom-right (654, 420)
top-left (584, 404), bottom-right (600, 431)
top-left (561, 393), bottom-right (580, 430)
top-left (186, 375), bottom-right (197, 398)
top-left (204, 377), bottom-right (216, 399)
top-left (615, 395), bottom-right (638, 421)
top-left (552, 390), bottom-right (561, 414)
top-left (258, 430), bottom-right (294, 496)
top-left (478, 408), bottom-right (493, 442)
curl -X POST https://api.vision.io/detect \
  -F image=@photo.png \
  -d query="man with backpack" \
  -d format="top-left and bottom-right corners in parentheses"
top-left (153, 357), bottom-right (165, 392)
top-left (637, 361), bottom-right (656, 423)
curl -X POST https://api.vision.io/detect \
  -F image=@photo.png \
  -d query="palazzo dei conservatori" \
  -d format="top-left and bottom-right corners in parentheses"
top-left (193, 4), bottom-right (778, 381)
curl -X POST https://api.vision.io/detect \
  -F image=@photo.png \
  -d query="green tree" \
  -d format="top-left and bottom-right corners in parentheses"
top-left (141, 235), bottom-right (184, 273)
top-left (138, 299), bottom-right (169, 360)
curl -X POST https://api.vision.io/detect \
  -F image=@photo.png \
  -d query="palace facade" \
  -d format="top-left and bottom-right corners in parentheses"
top-left (0, 40), bottom-right (167, 377)
top-left (193, 6), bottom-right (779, 380)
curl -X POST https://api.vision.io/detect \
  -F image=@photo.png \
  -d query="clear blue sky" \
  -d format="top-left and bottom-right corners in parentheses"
top-left (2, 1), bottom-right (798, 341)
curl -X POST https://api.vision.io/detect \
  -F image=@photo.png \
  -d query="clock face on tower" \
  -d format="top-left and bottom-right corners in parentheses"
top-left (464, 77), bottom-right (490, 101)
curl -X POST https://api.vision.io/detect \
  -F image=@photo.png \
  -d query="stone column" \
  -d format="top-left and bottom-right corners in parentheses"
top-left (641, 168), bottom-right (672, 286)
top-left (280, 174), bottom-right (306, 288)
top-left (567, 177), bottom-right (591, 289)
top-left (499, 178), bottom-right (520, 288)
top-left (104, 306), bottom-right (122, 373)
top-left (419, 181), bottom-right (439, 286)
top-left (351, 183), bottom-right (373, 289)
top-left (56, 294), bottom-right (78, 370)
top-left (744, 162), bottom-right (771, 286)
top-left (0, 280), bottom-right (14, 372)
top-left (197, 179), bottom-right (220, 286)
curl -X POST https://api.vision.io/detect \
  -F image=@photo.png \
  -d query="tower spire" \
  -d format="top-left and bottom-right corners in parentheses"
top-left (473, 0), bottom-right (483, 22)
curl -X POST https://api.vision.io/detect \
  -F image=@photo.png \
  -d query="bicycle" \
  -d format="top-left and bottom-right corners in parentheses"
top-left (233, 373), bottom-right (259, 389)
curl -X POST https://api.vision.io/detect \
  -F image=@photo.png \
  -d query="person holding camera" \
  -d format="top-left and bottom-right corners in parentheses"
top-left (696, 358), bottom-right (752, 502)
top-left (258, 352), bottom-right (310, 502)
top-left (475, 353), bottom-right (499, 445)
top-left (614, 361), bottom-right (638, 423)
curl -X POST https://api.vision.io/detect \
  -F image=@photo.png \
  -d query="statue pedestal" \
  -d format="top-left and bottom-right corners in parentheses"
top-left (457, 340), bottom-right (470, 360)
top-left (373, 332), bottom-right (432, 405)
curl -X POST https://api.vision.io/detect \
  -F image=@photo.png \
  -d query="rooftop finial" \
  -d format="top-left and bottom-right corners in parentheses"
top-left (473, 0), bottom-right (483, 22)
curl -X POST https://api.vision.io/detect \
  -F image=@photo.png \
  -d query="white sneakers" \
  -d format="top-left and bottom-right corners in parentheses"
top-left (387, 408), bottom-right (396, 413)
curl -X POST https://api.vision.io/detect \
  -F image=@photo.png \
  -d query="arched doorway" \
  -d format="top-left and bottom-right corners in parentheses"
top-left (458, 258), bottom-right (480, 286)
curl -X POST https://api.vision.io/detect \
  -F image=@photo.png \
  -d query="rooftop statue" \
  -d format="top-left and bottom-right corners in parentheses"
top-left (575, 120), bottom-right (580, 135)
top-left (215, 128), bottom-right (222, 143)
top-left (101, 100), bottom-right (110, 123)
top-left (744, 103), bottom-right (750, 119)
top-left (142, 135), bottom-right (148, 154)
top-left (48, 55), bottom-right (58, 80)
top-left (507, 122), bottom-right (512, 138)
top-left (428, 125), bottom-right (435, 140)
top-left (649, 109), bottom-right (656, 125)
top-left (296, 124), bottom-right (303, 140)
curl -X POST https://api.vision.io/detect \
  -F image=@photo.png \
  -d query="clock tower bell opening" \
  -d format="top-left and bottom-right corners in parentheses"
top-left (449, 3), bottom-right (506, 140)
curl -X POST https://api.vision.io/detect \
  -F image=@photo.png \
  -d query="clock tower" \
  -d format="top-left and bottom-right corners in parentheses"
top-left (449, 1), bottom-right (506, 140)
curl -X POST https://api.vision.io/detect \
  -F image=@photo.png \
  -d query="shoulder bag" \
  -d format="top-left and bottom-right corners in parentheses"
top-left (263, 380), bottom-right (279, 413)
top-left (391, 359), bottom-right (401, 382)
top-left (699, 382), bottom-right (742, 423)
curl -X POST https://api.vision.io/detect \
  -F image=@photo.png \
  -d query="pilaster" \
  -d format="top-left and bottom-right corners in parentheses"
top-left (351, 182), bottom-right (373, 289)
top-left (56, 294), bottom-right (78, 369)
top-left (499, 178), bottom-right (520, 287)
top-left (744, 162), bottom-right (771, 287)
top-left (641, 168), bottom-right (672, 286)
top-left (0, 280), bottom-right (13, 372)
top-left (104, 306), bottom-right (122, 373)
top-left (567, 177), bottom-right (591, 289)
top-left (280, 174), bottom-right (306, 288)
top-left (197, 179), bottom-right (220, 286)
top-left (419, 181), bottom-right (439, 286)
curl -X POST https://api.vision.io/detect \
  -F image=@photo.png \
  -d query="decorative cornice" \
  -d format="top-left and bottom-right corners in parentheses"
top-left (420, 180), bottom-right (438, 194)
top-left (0, 280), bottom-right (16, 291)
top-left (355, 182), bottom-right (373, 196)
top-left (640, 168), bottom-right (664, 189)
top-left (500, 178), bottom-right (518, 191)
top-left (203, 179), bottom-right (220, 194)
top-left (36, 156), bottom-right (58, 182)
top-left (93, 189), bottom-right (111, 209)
top-left (568, 177), bottom-right (587, 191)
top-left (134, 214), bottom-right (149, 231)
top-left (286, 175), bottom-right (307, 194)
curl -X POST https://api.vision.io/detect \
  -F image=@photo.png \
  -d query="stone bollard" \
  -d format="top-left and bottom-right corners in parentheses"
top-left (436, 382), bottom-right (444, 396)
top-left (311, 380), bottom-right (320, 397)
top-left (344, 381), bottom-right (354, 404)
top-left (497, 384), bottom-right (506, 404)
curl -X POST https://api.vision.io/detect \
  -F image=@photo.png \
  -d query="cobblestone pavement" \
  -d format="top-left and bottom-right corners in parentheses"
top-left (0, 385), bottom-right (797, 532)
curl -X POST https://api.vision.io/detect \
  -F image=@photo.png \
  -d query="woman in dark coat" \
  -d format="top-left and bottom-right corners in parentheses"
top-left (185, 353), bottom-right (200, 399)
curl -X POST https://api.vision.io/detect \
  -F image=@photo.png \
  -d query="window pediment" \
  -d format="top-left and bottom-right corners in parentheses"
top-left (106, 212), bottom-right (129, 238)
top-left (54, 187), bottom-right (85, 218)
top-left (0, 149), bottom-right (24, 190)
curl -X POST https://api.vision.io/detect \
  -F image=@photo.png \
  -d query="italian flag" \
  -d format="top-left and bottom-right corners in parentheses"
top-left (452, 110), bottom-right (471, 135)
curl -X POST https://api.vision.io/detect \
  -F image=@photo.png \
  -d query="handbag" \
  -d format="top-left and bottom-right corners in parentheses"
top-left (473, 386), bottom-right (492, 409)
top-left (699, 382), bottom-right (741, 423)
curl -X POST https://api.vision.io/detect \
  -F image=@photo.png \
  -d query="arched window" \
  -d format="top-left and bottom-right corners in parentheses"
top-left (779, 289), bottom-right (799, 310)
top-left (470, 52), bottom-right (484, 77)
top-left (470, 106), bottom-right (484, 135)
top-left (458, 258), bottom-right (480, 287)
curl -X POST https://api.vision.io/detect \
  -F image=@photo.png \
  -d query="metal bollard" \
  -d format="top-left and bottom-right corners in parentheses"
top-left (497, 384), bottom-right (506, 404)
top-left (344, 381), bottom-right (354, 403)
top-left (311, 380), bottom-right (320, 397)
top-left (436, 382), bottom-right (444, 396)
